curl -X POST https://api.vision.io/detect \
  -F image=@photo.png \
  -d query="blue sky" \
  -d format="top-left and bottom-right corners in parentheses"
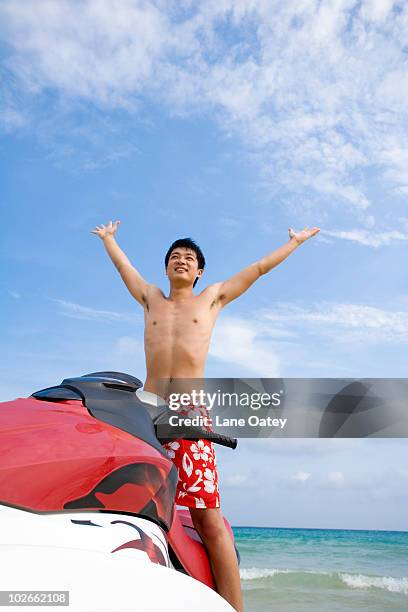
top-left (1, 0), bottom-right (407, 530)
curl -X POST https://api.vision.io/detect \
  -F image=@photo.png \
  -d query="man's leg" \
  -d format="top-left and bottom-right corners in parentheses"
top-left (189, 507), bottom-right (243, 612)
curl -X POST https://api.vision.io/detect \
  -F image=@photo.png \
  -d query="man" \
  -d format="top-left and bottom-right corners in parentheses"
top-left (92, 220), bottom-right (320, 611)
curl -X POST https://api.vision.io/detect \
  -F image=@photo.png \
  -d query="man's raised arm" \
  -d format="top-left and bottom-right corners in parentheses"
top-left (92, 220), bottom-right (149, 307)
top-left (216, 226), bottom-right (320, 307)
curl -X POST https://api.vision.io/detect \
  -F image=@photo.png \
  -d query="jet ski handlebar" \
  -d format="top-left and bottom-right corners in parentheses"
top-left (152, 405), bottom-right (238, 449)
top-left (152, 410), bottom-right (238, 449)
top-left (187, 429), bottom-right (238, 450)
top-left (171, 427), bottom-right (237, 449)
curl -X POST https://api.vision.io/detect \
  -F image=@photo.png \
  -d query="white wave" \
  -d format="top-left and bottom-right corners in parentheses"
top-left (240, 567), bottom-right (327, 580)
top-left (240, 567), bottom-right (290, 580)
top-left (340, 573), bottom-right (408, 595)
top-left (240, 567), bottom-right (408, 595)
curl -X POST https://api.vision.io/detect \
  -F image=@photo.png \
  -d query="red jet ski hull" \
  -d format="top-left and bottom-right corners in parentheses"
top-left (0, 386), bottom-right (237, 590)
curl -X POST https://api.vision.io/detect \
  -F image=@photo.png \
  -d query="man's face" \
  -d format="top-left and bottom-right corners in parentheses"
top-left (166, 247), bottom-right (202, 286)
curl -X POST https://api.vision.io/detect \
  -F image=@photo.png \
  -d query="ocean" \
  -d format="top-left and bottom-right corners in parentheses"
top-left (233, 526), bottom-right (408, 611)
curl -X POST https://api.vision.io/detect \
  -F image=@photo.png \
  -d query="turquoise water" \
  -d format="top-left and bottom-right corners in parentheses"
top-left (233, 526), bottom-right (408, 611)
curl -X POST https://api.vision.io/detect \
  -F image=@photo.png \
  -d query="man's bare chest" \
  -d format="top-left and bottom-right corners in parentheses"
top-left (145, 295), bottom-right (217, 332)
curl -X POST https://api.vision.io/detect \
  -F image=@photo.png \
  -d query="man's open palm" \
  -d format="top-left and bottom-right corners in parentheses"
top-left (288, 226), bottom-right (320, 244)
top-left (91, 220), bottom-right (121, 239)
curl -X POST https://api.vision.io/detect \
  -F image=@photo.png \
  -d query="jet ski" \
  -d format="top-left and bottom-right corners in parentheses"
top-left (0, 371), bottom-right (238, 611)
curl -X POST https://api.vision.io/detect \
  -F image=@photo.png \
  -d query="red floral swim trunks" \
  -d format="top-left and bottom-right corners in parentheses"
top-left (162, 405), bottom-right (220, 509)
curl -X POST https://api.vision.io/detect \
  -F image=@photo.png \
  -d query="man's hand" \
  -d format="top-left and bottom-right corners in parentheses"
top-left (91, 220), bottom-right (121, 240)
top-left (214, 225), bottom-right (320, 307)
top-left (288, 226), bottom-right (320, 244)
top-left (91, 219), bottom-right (149, 306)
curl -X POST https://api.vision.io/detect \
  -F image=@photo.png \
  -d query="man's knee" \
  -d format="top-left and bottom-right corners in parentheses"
top-left (189, 508), bottom-right (226, 543)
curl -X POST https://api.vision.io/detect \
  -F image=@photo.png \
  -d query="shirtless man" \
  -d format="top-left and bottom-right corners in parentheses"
top-left (92, 220), bottom-right (320, 611)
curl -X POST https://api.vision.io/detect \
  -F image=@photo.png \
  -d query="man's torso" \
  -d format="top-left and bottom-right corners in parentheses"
top-left (143, 284), bottom-right (221, 395)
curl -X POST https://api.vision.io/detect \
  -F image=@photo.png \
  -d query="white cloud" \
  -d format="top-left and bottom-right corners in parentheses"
top-left (380, 147), bottom-right (408, 194)
top-left (208, 301), bottom-right (408, 375)
top-left (263, 302), bottom-right (408, 344)
top-left (0, 0), bottom-right (168, 106)
top-left (210, 315), bottom-right (280, 375)
top-left (328, 470), bottom-right (345, 486)
top-left (324, 229), bottom-right (408, 247)
top-left (361, 0), bottom-right (395, 23)
top-left (1, 0), bottom-right (408, 225)
top-left (292, 471), bottom-right (311, 482)
top-left (53, 298), bottom-right (140, 323)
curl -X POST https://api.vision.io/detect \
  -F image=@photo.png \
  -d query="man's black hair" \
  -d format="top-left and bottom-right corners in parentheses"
top-left (165, 238), bottom-right (205, 288)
